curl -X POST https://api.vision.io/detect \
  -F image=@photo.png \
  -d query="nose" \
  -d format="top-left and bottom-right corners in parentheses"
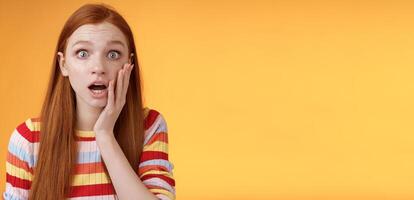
top-left (90, 57), bottom-right (106, 75)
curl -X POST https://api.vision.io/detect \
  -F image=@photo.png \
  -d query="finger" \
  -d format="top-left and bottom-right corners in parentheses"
top-left (122, 64), bottom-right (133, 95)
top-left (116, 65), bottom-right (126, 105)
top-left (107, 80), bottom-right (115, 110)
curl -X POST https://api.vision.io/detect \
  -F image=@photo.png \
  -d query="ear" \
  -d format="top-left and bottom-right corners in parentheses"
top-left (57, 52), bottom-right (69, 77)
top-left (129, 53), bottom-right (134, 64)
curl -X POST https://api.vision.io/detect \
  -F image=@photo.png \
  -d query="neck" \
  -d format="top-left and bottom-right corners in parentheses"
top-left (75, 99), bottom-right (103, 131)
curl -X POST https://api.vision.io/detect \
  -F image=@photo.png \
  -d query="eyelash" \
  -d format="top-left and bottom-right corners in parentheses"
top-left (75, 49), bottom-right (122, 59)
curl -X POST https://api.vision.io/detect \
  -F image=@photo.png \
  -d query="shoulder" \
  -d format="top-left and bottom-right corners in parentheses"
top-left (143, 107), bottom-right (168, 131)
top-left (7, 117), bottom-right (40, 168)
top-left (143, 107), bottom-right (169, 144)
top-left (9, 117), bottom-right (41, 144)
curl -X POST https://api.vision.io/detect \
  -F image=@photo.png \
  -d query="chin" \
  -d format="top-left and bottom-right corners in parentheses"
top-left (75, 92), bottom-right (107, 109)
top-left (88, 99), bottom-right (107, 108)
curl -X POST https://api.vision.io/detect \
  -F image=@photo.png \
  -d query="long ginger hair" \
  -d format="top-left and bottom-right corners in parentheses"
top-left (29, 4), bottom-right (145, 199)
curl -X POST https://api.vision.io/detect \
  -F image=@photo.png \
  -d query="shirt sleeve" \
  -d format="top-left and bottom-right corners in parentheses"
top-left (138, 112), bottom-right (176, 200)
top-left (3, 119), bottom-right (35, 200)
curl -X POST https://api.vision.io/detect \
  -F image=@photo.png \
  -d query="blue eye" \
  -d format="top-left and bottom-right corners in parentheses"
top-left (108, 50), bottom-right (121, 59)
top-left (76, 49), bottom-right (88, 58)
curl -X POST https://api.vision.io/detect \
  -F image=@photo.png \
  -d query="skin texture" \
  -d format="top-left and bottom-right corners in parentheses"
top-left (57, 22), bottom-right (159, 200)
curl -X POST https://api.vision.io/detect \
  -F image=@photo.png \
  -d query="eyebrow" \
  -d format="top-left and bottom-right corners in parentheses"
top-left (71, 40), bottom-right (126, 48)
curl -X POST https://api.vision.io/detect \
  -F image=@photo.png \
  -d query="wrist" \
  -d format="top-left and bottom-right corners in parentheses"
top-left (95, 131), bottom-right (115, 144)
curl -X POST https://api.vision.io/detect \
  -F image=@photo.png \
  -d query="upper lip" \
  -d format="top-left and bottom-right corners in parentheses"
top-left (88, 80), bottom-right (108, 88)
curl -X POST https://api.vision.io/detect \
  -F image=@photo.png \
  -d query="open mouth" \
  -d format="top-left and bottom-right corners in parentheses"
top-left (88, 84), bottom-right (108, 97)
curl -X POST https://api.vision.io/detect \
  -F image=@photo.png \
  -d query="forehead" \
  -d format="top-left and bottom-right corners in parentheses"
top-left (67, 22), bottom-right (128, 48)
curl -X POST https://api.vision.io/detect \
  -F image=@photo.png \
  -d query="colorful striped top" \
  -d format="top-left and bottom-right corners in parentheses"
top-left (3, 107), bottom-right (176, 200)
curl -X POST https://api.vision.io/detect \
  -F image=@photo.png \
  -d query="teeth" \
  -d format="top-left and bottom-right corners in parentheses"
top-left (90, 89), bottom-right (106, 94)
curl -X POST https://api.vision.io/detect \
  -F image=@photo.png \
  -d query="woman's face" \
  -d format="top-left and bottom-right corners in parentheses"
top-left (58, 21), bottom-right (132, 109)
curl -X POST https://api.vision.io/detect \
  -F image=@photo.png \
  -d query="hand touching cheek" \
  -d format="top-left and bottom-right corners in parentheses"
top-left (93, 63), bottom-right (134, 138)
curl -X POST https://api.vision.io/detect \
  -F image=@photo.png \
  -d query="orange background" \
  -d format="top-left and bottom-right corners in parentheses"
top-left (1, 0), bottom-right (414, 199)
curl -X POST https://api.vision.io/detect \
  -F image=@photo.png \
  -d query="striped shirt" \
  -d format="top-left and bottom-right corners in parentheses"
top-left (3, 107), bottom-right (176, 200)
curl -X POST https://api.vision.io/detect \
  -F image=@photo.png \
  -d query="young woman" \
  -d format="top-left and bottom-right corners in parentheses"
top-left (3, 3), bottom-right (176, 200)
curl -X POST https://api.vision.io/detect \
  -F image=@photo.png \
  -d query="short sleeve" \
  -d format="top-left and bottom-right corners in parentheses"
top-left (3, 119), bottom-right (35, 200)
top-left (139, 111), bottom-right (176, 200)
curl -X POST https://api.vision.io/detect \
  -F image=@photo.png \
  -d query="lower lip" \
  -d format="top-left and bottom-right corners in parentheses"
top-left (89, 88), bottom-right (108, 98)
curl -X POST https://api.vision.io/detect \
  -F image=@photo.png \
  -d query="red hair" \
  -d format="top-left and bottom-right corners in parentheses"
top-left (29, 3), bottom-right (145, 199)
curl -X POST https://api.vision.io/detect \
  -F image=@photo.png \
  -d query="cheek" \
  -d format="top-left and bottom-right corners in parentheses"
top-left (67, 76), bottom-right (86, 93)
top-left (66, 69), bottom-right (88, 92)
top-left (109, 65), bottom-right (124, 80)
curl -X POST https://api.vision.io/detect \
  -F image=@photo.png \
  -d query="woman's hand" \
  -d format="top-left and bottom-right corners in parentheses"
top-left (93, 62), bottom-right (134, 139)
